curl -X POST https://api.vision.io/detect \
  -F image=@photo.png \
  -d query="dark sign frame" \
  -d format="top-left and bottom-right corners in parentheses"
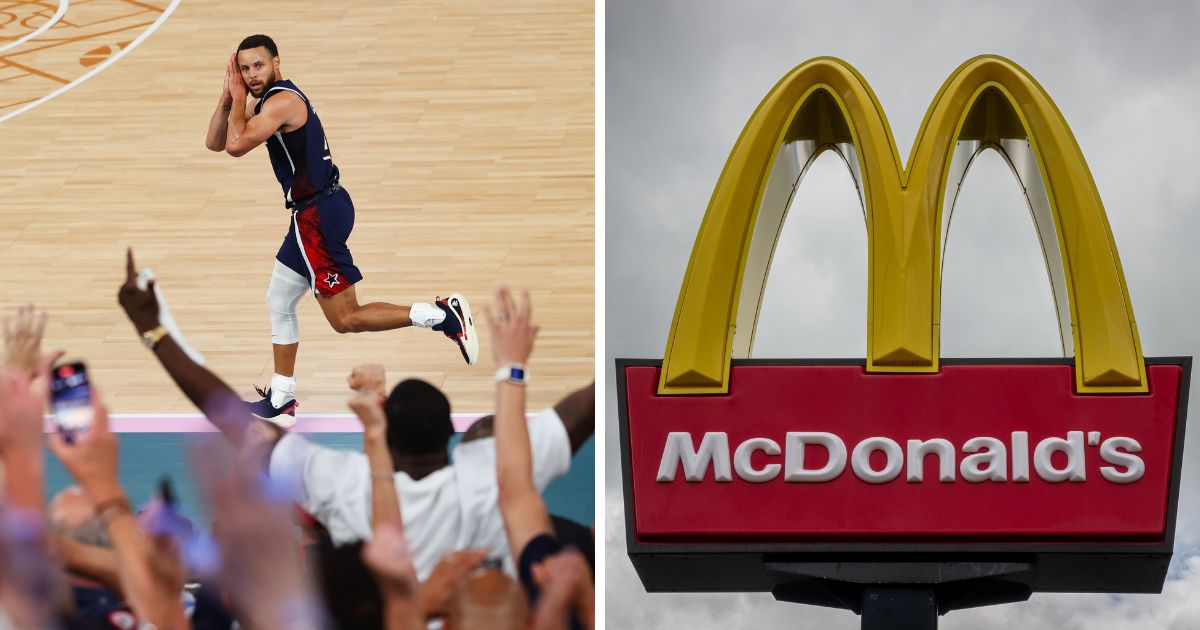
top-left (617, 357), bottom-right (1191, 609)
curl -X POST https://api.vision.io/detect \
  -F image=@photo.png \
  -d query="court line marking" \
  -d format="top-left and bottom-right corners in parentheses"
top-left (0, 0), bottom-right (180, 124)
top-left (0, 0), bottom-right (68, 55)
top-left (42, 412), bottom-right (507, 433)
top-left (1, 55), bottom-right (67, 82)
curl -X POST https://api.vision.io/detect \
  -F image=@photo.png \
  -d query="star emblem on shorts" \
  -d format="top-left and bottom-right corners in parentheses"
top-left (324, 272), bottom-right (340, 288)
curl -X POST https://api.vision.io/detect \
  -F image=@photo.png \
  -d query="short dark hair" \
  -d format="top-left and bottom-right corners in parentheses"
top-left (237, 34), bottom-right (278, 57)
top-left (385, 379), bottom-right (453, 456)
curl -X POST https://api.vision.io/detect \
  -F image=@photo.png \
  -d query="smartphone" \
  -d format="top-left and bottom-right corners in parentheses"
top-left (50, 361), bottom-right (93, 443)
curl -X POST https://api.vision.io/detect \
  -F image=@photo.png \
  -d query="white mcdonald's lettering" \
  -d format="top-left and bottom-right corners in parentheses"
top-left (656, 432), bottom-right (1145, 484)
top-left (784, 432), bottom-right (845, 482)
top-left (657, 432), bottom-right (733, 482)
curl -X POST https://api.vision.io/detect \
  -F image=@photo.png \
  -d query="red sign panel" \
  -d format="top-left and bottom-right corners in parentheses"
top-left (625, 362), bottom-right (1185, 544)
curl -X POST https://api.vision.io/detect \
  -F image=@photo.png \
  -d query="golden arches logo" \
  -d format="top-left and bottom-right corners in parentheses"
top-left (660, 55), bottom-right (1146, 395)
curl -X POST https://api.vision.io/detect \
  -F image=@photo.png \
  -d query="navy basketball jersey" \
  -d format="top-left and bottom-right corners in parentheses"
top-left (254, 79), bottom-right (340, 207)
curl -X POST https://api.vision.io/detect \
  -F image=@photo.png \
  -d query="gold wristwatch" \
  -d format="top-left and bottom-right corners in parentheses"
top-left (141, 325), bottom-right (168, 350)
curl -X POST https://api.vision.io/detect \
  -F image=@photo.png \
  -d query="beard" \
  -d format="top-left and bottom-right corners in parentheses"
top-left (248, 72), bottom-right (277, 99)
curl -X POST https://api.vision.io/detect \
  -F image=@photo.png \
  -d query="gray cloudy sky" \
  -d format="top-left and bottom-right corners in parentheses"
top-left (605, 1), bottom-right (1200, 628)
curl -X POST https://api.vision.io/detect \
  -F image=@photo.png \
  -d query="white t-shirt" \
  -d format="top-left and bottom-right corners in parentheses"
top-left (268, 408), bottom-right (572, 579)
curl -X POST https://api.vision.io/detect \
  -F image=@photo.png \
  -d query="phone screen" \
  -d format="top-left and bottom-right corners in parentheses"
top-left (50, 362), bottom-right (93, 442)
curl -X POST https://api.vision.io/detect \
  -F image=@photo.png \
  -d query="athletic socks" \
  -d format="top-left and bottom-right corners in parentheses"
top-left (409, 302), bottom-right (447, 328)
top-left (270, 373), bottom-right (297, 407)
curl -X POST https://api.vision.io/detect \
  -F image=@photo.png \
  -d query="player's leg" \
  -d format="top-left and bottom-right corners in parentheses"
top-left (314, 281), bottom-right (478, 364)
top-left (246, 226), bottom-right (310, 423)
top-left (315, 284), bottom-right (411, 332)
top-left (298, 190), bottom-right (479, 363)
top-left (273, 341), bottom-right (299, 377)
top-left (264, 260), bottom-right (307, 405)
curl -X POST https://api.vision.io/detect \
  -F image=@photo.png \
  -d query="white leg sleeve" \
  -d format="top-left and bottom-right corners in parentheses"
top-left (266, 261), bottom-right (308, 345)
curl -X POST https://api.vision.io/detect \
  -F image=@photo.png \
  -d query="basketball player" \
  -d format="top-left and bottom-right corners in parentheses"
top-left (204, 34), bottom-right (478, 424)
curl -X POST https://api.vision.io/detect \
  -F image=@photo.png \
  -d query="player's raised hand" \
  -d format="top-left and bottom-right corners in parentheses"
top-left (220, 53), bottom-right (233, 107)
top-left (484, 287), bottom-right (538, 368)
top-left (226, 51), bottom-right (247, 101)
top-left (117, 248), bottom-right (159, 334)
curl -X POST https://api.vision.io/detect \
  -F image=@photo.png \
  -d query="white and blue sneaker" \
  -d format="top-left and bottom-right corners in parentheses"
top-left (245, 385), bottom-right (298, 428)
top-left (432, 294), bottom-right (479, 365)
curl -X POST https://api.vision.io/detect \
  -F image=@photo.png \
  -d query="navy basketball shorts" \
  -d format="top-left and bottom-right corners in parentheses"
top-left (276, 187), bottom-right (364, 298)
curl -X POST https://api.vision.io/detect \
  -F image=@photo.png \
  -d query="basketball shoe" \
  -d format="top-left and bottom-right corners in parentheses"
top-left (433, 293), bottom-right (479, 365)
top-left (245, 385), bottom-right (298, 428)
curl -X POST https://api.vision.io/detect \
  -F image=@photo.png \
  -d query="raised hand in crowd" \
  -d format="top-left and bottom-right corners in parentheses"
top-left (347, 362), bottom-right (387, 399)
top-left (2, 304), bottom-right (62, 379)
top-left (350, 393), bottom-right (494, 626)
top-left (0, 306), bottom-right (63, 526)
top-left (0, 365), bottom-right (63, 629)
top-left (484, 287), bottom-right (551, 558)
top-left (0, 364), bottom-right (51, 510)
top-left (119, 248), bottom-right (261, 445)
top-left (348, 365), bottom-right (401, 527)
top-left (47, 389), bottom-right (188, 629)
top-left (485, 286), bottom-right (593, 630)
top-left (361, 516), bottom-right (423, 630)
top-left (117, 248), bottom-right (160, 335)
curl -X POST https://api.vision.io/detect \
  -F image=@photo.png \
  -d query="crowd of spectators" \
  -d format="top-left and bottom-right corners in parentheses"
top-left (0, 250), bottom-right (595, 629)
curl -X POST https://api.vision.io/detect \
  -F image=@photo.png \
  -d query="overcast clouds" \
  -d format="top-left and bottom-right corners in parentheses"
top-left (605, 1), bottom-right (1200, 628)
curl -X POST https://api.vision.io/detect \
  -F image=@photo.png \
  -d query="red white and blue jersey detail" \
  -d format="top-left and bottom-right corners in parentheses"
top-left (254, 79), bottom-right (339, 207)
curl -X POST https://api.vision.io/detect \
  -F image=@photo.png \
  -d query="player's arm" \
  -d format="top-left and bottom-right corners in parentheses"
top-left (488, 288), bottom-right (555, 560)
top-left (224, 54), bottom-right (303, 157)
top-left (117, 249), bottom-right (267, 447)
top-left (204, 59), bottom-right (234, 152)
top-left (226, 93), bottom-right (300, 157)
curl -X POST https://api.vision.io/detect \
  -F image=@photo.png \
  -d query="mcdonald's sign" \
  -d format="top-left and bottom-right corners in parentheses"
top-left (617, 56), bottom-right (1191, 605)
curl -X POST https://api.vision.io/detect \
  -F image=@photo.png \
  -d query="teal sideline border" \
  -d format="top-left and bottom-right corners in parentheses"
top-left (45, 433), bottom-right (595, 530)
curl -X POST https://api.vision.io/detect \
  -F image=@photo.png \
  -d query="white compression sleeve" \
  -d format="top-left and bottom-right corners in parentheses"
top-left (266, 261), bottom-right (308, 345)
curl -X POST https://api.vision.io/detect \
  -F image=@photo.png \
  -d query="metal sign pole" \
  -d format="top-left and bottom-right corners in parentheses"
top-left (860, 587), bottom-right (937, 630)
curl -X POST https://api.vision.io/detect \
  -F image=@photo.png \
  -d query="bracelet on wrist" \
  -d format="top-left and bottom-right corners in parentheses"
top-left (493, 363), bottom-right (528, 386)
top-left (94, 496), bottom-right (133, 527)
top-left (140, 325), bottom-right (168, 350)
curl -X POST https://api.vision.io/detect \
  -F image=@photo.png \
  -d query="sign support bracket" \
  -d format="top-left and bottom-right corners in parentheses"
top-left (861, 587), bottom-right (937, 630)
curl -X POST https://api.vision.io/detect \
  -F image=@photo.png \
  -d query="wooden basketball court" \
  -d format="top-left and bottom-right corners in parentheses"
top-left (0, 0), bottom-right (595, 414)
